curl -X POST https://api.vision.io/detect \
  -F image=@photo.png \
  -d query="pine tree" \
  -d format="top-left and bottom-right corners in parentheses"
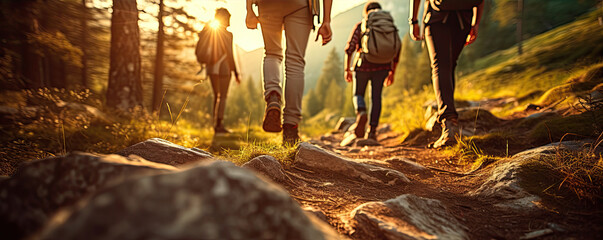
top-left (151, 0), bottom-right (166, 112)
top-left (324, 79), bottom-right (343, 111)
top-left (311, 47), bottom-right (344, 113)
top-left (106, 0), bottom-right (143, 111)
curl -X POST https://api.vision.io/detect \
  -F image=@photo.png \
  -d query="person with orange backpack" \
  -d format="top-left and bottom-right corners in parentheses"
top-left (195, 8), bottom-right (241, 134)
top-left (344, 2), bottom-right (401, 141)
top-left (409, 0), bottom-right (484, 148)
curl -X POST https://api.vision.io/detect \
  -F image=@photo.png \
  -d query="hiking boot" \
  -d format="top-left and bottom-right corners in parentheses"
top-left (282, 123), bottom-right (301, 146)
top-left (354, 111), bottom-right (368, 138)
top-left (367, 126), bottom-right (377, 140)
top-left (429, 118), bottom-right (460, 149)
top-left (263, 92), bottom-right (282, 132)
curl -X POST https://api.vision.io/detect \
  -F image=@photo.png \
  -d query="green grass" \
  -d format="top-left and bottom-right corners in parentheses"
top-left (456, 11), bottom-right (603, 104)
top-left (223, 141), bottom-right (298, 167)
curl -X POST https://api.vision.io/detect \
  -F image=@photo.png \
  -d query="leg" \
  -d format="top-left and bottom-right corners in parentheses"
top-left (425, 23), bottom-right (457, 122)
top-left (259, 14), bottom-right (284, 98)
top-left (282, 7), bottom-right (312, 126)
top-left (353, 71), bottom-right (370, 113)
top-left (259, 12), bottom-right (285, 132)
top-left (369, 70), bottom-right (388, 128)
top-left (209, 74), bottom-right (220, 125)
top-left (215, 73), bottom-right (232, 124)
top-left (353, 71), bottom-right (370, 138)
top-left (450, 25), bottom-right (471, 93)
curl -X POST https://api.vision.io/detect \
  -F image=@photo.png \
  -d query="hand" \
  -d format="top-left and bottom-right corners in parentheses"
top-left (465, 25), bottom-right (479, 45)
top-left (384, 71), bottom-right (394, 87)
top-left (315, 22), bottom-right (332, 46)
top-left (345, 70), bottom-right (353, 83)
top-left (245, 11), bottom-right (259, 29)
top-left (411, 23), bottom-right (423, 41)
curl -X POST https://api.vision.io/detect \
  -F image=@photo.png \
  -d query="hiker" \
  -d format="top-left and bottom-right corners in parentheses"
top-left (245, 0), bottom-right (333, 145)
top-left (196, 8), bottom-right (241, 134)
top-left (409, 0), bottom-right (484, 147)
top-left (344, 2), bottom-right (401, 140)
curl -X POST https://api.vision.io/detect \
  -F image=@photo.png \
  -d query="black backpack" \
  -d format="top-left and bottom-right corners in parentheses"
top-left (195, 25), bottom-right (227, 66)
top-left (430, 0), bottom-right (483, 11)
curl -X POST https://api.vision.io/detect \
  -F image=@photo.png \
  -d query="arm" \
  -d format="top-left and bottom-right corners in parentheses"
top-left (227, 32), bottom-right (241, 83)
top-left (385, 49), bottom-right (400, 87)
top-left (245, 0), bottom-right (259, 29)
top-left (466, 1), bottom-right (485, 45)
top-left (409, 0), bottom-right (423, 41)
top-left (344, 53), bottom-right (354, 82)
top-left (315, 0), bottom-right (332, 45)
top-left (343, 24), bottom-right (361, 83)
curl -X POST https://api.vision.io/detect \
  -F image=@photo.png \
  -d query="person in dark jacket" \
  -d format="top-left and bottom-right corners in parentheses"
top-left (409, 0), bottom-right (484, 148)
top-left (206, 8), bottom-right (240, 134)
top-left (344, 2), bottom-right (399, 140)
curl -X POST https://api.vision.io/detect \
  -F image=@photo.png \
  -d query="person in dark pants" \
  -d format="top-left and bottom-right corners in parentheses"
top-left (410, 0), bottom-right (484, 148)
top-left (207, 8), bottom-right (241, 134)
top-left (344, 2), bottom-right (399, 140)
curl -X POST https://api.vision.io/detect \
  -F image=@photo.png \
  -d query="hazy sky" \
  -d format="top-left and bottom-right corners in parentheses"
top-left (189, 0), bottom-right (369, 51)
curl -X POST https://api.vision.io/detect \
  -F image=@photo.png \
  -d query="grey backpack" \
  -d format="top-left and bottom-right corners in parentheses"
top-left (360, 10), bottom-right (401, 64)
top-left (429, 0), bottom-right (484, 11)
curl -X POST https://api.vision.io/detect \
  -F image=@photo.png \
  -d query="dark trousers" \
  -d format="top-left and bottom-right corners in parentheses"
top-left (354, 70), bottom-right (389, 127)
top-left (209, 74), bottom-right (231, 125)
top-left (424, 15), bottom-right (471, 122)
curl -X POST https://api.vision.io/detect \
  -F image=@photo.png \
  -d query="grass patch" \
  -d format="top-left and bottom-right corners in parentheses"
top-left (0, 88), bottom-right (285, 175)
top-left (530, 108), bottom-right (603, 146)
top-left (519, 139), bottom-right (603, 204)
top-left (223, 141), bottom-right (297, 167)
top-left (445, 137), bottom-right (503, 172)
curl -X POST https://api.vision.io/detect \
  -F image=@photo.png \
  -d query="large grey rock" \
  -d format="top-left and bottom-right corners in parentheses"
top-left (117, 138), bottom-right (213, 166)
top-left (242, 155), bottom-right (287, 183)
top-left (473, 141), bottom-right (601, 210)
top-left (37, 161), bottom-right (344, 240)
top-left (296, 142), bottom-right (409, 185)
top-left (346, 194), bottom-right (468, 240)
top-left (0, 152), bottom-right (175, 240)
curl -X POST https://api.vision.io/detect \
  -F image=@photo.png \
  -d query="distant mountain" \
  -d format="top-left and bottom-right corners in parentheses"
top-left (235, 0), bottom-right (411, 92)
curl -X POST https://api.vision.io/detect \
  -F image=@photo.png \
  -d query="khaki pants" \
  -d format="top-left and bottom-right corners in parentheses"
top-left (258, 5), bottom-right (312, 125)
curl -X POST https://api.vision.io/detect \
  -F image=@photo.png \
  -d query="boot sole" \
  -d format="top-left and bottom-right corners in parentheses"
top-left (263, 107), bottom-right (282, 132)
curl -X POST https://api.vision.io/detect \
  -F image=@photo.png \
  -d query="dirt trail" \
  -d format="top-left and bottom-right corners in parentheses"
top-left (273, 128), bottom-right (601, 239)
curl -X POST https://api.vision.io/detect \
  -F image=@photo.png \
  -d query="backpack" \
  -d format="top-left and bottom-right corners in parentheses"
top-left (195, 25), bottom-right (227, 66)
top-left (360, 10), bottom-right (401, 64)
top-left (429, 0), bottom-right (484, 11)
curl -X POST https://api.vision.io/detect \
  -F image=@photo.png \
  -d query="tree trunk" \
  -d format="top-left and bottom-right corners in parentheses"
top-left (18, 2), bottom-right (44, 89)
top-left (151, 0), bottom-right (165, 113)
top-left (106, 0), bottom-right (143, 111)
top-left (48, 56), bottom-right (67, 88)
top-left (80, 0), bottom-right (89, 89)
top-left (517, 0), bottom-right (524, 56)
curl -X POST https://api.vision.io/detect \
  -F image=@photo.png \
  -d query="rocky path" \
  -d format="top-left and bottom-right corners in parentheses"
top-left (1, 131), bottom-right (601, 239)
top-left (261, 126), bottom-right (601, 239)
